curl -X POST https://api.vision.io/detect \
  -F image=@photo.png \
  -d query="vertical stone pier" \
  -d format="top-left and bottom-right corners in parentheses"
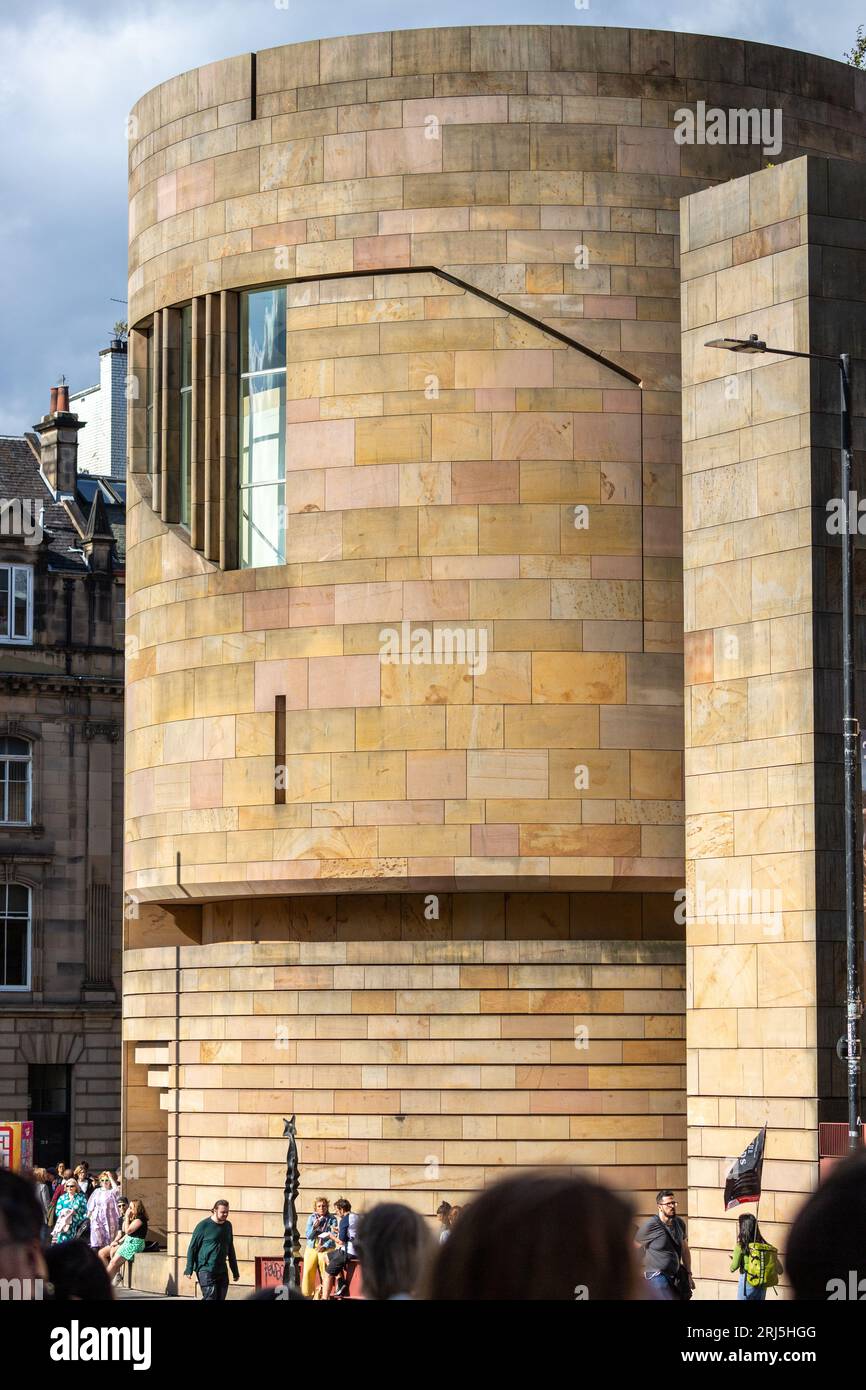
top-left (681, 155), bottom-right (866, 1297)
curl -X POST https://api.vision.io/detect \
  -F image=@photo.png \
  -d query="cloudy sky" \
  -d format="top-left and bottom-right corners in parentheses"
top-left (0, 0), bottom-right (862, 435)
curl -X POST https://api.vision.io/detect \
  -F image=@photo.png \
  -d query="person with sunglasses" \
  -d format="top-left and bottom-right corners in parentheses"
top-left (50, 1177), bottom-right (89, 1245)
top-left (635, 1191), bottom-right (694, 1301)
top-left (87, 1171), bottom-right (121, 1252)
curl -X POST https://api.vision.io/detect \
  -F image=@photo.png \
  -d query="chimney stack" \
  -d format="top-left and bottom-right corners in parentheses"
top-left (33, 377), bottom-right (83, 497)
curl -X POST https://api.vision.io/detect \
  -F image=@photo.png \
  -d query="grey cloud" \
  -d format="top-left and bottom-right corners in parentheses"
top-left (0, 0), bottom-right (862, 434)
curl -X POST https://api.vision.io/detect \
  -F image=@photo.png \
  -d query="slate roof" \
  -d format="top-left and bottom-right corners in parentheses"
top-left (0, 434), bottom-right (125, 570)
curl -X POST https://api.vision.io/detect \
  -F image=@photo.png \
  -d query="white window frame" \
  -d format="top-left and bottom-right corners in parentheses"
top-left (0, 564), bottom-right (34, 644)
top-left (239, 286), bottom-right (287, 570)
top-left (0, 738), bottom-right (32, 825)
top-left (0, 882), bottom-right (31, 991)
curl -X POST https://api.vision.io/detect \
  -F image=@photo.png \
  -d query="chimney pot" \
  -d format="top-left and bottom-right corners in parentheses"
top-left (32, 389), bottom-right (83, 497)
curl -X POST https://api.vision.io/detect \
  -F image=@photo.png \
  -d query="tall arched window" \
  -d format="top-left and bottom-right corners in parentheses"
top-left (0, 882), bottom-right (30, 989)
top-left (0, 737), bottom-right (32, 824)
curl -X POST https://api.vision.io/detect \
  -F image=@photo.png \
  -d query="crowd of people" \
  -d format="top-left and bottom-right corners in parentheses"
top-left (3, 1150), bottom-right (866, 1300)
top-left (293, 1195), bottom-right (467, 1300)
top-left (282, 1181), bottom-right (715, 1301)
top-left (272, 1152), bottom-right (866, 1302)
top-left (0, 1158), bottom-right (149, 1301)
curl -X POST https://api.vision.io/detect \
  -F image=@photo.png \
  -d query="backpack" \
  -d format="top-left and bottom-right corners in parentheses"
top-left (745, 1242), bottom-right (780, 1288)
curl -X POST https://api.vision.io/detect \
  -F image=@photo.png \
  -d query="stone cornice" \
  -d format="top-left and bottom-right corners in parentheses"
top-left (0, 671), bottom-right (123, 696)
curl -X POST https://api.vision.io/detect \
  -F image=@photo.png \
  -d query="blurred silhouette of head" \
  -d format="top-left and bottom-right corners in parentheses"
top-left (427, 1172), bottom-right (640, 1301)
top-left (46, 1241), bottom-right (113, 1301)
top-left (0, 1169), bottom-right (47, 1291)
top-left (787, 1150), bottom-right (866, 1300)
top-left (357, 1203), bottom-right (433, 1301)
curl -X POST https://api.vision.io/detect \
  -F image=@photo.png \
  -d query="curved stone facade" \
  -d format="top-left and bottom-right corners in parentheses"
top-left (126, 26), bottom-right (866, 905)
top-left (122, 28), bottom-right (866, 1293)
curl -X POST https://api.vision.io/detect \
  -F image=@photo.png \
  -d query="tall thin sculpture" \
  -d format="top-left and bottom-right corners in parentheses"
top-left (282, 1115), bottom-right (300, 1288)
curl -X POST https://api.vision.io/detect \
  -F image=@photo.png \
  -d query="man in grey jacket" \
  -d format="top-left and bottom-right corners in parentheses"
top-left (635, 1190), bottom-right (694, 1301)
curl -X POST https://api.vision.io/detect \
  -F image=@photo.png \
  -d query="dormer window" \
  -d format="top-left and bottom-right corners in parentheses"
top-left (0, 564), bottom-right (33, 644)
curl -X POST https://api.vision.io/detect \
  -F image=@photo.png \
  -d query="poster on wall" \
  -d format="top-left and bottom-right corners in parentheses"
top-left (0, 1121), bottom-right (34, 1171)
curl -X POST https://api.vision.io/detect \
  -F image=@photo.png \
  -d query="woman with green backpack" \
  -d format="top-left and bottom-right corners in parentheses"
top-left (730, 1214), bottom-right (782, 1300)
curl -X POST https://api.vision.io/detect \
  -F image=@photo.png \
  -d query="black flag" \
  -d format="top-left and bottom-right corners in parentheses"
top-left (724, 1126), bottom-right (766, 1210)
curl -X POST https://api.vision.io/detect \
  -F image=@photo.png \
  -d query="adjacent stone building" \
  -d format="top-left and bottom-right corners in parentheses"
top-left (121, 26), bottom-right (866, 1294)
top-left (0, 387), bottom-right (126, 1171)
top-left (71, 336), bottom-right (129, 481)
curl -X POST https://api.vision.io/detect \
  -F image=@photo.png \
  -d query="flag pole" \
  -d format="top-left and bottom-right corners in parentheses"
top-left (753, 1126), bottom-right (767, 1233)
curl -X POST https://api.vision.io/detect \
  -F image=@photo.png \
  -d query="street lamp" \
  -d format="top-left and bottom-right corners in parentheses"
top-left (705, 334), bottom-right (862, 1153)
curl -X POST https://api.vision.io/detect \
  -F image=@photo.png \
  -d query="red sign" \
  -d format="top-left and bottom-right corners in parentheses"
top-left (0, 1121), bottom-right (34, 1170)
top-left (255, 1256), bottom-right (300, 1288)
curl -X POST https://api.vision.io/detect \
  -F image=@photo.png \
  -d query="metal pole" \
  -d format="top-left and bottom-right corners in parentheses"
top-left (839, 352), bottom-right (863, 1151)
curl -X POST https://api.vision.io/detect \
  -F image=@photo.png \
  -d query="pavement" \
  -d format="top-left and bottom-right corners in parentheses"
top-left (115, 1286), bottom-right (185, 1301)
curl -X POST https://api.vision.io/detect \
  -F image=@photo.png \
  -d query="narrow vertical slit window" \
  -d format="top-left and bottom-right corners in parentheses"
top-left (239, 287), bottom-right (286, 569)
top-left (180, 305), bottom-right (192, 529)
top-left (275, 694), bottom-right (286, 806)
top-left (145, 325), bottom-right (154, 477)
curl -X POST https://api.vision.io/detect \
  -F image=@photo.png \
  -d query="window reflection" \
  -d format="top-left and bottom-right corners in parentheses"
top-left (240, 288), bottom-right (286, 568)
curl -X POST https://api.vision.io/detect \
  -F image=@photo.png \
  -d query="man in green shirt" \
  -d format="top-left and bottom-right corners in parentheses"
top-left (184, 1199), bottom-right (240, 1300)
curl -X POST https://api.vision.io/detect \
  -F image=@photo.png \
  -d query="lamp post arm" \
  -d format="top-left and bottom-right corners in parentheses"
top-left (745, 346), bottom-right (839, 361)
